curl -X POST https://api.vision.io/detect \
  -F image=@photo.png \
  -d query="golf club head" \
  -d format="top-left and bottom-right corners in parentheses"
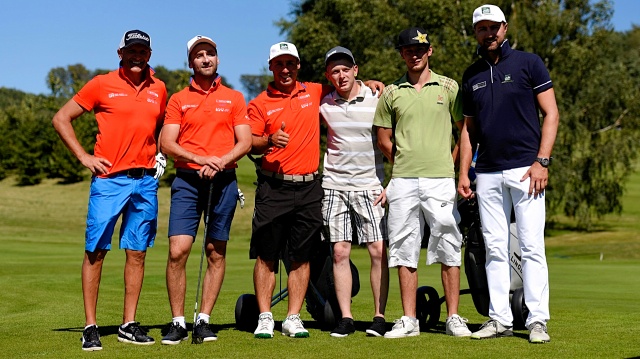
top-left (191, 335), bottom-right (204, 344)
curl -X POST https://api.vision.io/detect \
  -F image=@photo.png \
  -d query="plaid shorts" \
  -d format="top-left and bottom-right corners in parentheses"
top-left (321, 188), bottom-right (387, 244)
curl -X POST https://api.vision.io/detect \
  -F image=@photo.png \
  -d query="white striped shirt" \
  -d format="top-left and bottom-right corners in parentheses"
top-left (320, 81), bottom-right (384, 190)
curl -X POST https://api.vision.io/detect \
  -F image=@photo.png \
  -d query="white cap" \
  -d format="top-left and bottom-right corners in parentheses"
top-left (187, 35), bottom-right (217, 59)
top-left (268, 42), bottom-right (299, 62)
top-left (472, 4), bottom-right (506, 27)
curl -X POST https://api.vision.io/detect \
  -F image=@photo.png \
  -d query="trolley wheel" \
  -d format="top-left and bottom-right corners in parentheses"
top-left (416, 286), bottom-right (441, 329)
top-left (510, 287), bottom-right (529, 330)
top-left (235, 294), bottom-right (259, 332)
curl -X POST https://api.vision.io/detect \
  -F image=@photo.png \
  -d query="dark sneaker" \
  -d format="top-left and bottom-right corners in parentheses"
top-left (330, 318), bottom-right (355, 338)
top-left (81, 325), bottom-right (102, 351)
top-left (365, 317), bottom-right (386, 337)
top-left (117, 322), bottom-right (155, 345)
top-left (193, 320), bottom-right (217, 343)
top-left (161, 322), bottom-right (188, 345)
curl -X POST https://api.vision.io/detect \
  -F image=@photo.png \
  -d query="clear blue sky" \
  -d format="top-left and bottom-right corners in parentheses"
top-left (1, 0), bottom-right (637, 98)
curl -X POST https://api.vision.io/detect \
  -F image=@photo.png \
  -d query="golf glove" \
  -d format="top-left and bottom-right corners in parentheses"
top-left (238, 188), bottom-right (245, 209)
top-left (154, 153), bottom-right (167, 180)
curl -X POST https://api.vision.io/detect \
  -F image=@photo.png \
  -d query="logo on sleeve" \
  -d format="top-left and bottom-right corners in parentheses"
top-left (472, 81), bottom-right (486, 91)
top-left (267, 107), bottom-right (283, 116)
top-left (181, 104), bottom-right (198, 111)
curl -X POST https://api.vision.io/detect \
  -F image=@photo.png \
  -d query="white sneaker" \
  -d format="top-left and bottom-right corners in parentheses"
top-left (383, 316), bottom-right (420, 338)
top-left (254, 312), bottom-right (274, 339)
top-left (445, 314), bottom-right (472, 337)
top-left (528, 322), bottom-right (550, 343)
top-left (470, 319), bottom-right (513, 339)
top-left (281, 314), bottom-right (309, 338)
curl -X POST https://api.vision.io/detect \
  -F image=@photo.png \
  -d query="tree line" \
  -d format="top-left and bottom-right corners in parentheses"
top-left (274, 0), bottom-right (640, 229)
top-left (0, 0), bottom-right (638, 228)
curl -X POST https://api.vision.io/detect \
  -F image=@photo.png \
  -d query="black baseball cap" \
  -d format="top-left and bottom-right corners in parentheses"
top-left (119, 29), bottom-right (152, 50)
top-left (396, 27), bottom-right (431, 49)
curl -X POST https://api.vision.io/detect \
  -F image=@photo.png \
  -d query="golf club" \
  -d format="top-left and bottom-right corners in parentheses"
top-left (192, 181), bottom-right (214, 344)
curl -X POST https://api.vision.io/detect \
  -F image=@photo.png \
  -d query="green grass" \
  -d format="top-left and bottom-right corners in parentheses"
top-left (1, 157), bottom-right (640, 358)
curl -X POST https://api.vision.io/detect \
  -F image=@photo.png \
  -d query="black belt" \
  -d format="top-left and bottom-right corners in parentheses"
top-left (260, 169), bottom-right (318, 183)
top-left (114, 168), bottom-right (156, 178)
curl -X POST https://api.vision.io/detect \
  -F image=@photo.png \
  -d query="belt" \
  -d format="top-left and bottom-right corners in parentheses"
top-left (177, 168), bottom-right (235, 175)
top-left (114, 168), bottom-right (156, 178)
top-left (260, 169), bottom-right (318, 183)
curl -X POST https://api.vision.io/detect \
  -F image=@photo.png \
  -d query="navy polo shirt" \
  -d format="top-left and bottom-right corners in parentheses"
top-left (462, 40), bottom-right (553, 173)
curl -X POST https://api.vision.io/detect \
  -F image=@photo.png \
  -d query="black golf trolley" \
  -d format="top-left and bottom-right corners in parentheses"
top-left (234, 156), bottom-right (360, 331)
top-left (416, 196), bottom-right (529, 330)
top-left (234, 241), bottom-right (359, 331)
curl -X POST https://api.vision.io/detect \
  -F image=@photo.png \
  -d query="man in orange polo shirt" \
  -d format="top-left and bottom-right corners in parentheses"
top-left (249, 42), bottom-right (323, 339)
top-left (52, 29), bottom-right (167, 351)
top-left (159, 35), bottom-right (252, 345)
top-left (248, 42), bottom-right (383, 339)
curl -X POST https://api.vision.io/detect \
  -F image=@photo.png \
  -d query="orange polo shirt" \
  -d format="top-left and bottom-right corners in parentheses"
top-left (164, 77), bottom-right (249, 170)
top-left (73, 67), bottom-right (167, 178)
top-left (248, 81), bottom-right (327, 175)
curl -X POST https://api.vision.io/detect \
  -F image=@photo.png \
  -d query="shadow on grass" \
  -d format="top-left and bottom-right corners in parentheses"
top-left (52, 323), bottom-right (237, 337)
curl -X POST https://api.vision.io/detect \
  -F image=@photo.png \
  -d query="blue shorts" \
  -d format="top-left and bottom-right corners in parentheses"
top-left (85, 174), bottom-right (158, 252)
top-left (168, 169), bottom-right (238, 241)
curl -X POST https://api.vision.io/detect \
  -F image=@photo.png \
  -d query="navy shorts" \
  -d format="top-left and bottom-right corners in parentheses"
top-left (85, 174), bottom-right (158, 252)
top-left (168, 169), bottom-right (238, 241)
top-left (250, 176), bottom-right (323, 262)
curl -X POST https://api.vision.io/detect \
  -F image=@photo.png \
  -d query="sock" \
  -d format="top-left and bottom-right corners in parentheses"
top-left (121, 321), bottom-right (135, 328)
top-left (172, 316), bottom-right (186, 329)
top-left (196, 313), bottom-right (210, 323)
top-left (84, 324), bottom-right (97, 330)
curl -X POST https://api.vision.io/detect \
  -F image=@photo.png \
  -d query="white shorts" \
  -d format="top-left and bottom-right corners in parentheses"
top-left (321, 188), bottom-right (387, 244)
top-left (386, 177), bottom-right (462, 268)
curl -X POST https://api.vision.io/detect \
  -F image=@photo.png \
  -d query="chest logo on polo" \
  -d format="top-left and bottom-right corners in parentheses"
top-left (215, 99), bottom-right (232, 112)
top-left (472, 81), bottom-right (486, 91)
top-left (437, 94), bottom-right (444, 105)
top-left (502, 74), bottom-right (513, 83)
top-left (298, 93), bottom-right (312, 109)
top-left (267, 107), bottom-right (283, 116)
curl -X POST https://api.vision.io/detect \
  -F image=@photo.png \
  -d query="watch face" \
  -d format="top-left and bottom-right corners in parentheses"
top-left (538, 158), bottom-right (549, 167)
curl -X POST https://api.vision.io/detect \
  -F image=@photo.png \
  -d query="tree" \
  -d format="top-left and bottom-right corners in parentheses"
top-left (277, 0), bottom-right (640, 228)
top-left (153, 65), bottom-right (191, 98)
top-left (47, 64), bottom-right (93, 98)
top-left (240, 71), bottom-right (271, 101)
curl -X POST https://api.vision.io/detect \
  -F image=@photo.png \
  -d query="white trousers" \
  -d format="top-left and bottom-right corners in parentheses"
top-left (476, 167), bottom-right (550, 327)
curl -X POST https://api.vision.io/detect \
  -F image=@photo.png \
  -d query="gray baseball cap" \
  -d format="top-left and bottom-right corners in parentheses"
top-left (324, 46), bottom-right (355, 66)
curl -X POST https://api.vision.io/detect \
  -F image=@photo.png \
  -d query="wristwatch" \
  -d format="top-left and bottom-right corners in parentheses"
top-left (535, 157), bottom-right (552, 168)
